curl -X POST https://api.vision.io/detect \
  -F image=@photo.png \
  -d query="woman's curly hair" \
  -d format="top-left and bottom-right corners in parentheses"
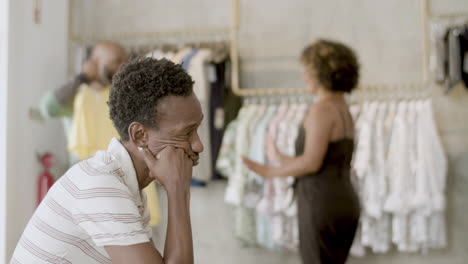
top-left (301, 39), bottom-right (360, 93)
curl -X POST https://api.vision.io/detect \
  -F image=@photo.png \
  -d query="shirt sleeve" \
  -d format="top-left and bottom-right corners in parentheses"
top-left (72, 177), bottom-right (151, 247)
top-left (39, 90), bottom-right (73, 119)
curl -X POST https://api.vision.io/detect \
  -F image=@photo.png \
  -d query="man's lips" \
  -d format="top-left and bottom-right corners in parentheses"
top-left (192, 156), bottom-right (200, 166)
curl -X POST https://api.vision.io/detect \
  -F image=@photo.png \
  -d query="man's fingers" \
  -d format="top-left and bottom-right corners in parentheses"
top-left (174, 141), bottom-right (195, 157)
top-left (158, 141), bottom-right (198, 163)
top-left (141, 147), bottom-right (157, 166)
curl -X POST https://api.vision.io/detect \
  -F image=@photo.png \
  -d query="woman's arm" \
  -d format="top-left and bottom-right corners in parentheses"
top-left (243, 103), bottom-right (333, 178)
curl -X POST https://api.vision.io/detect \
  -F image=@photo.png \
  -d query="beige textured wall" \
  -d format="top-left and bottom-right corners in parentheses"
top-left (71, 0), bottom-right (468, 263)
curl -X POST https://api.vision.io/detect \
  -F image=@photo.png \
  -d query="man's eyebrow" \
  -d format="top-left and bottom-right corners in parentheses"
top-left (183, 123), bottom-right (199, 130)
top-left (180, 119), bottom-right (203, 131)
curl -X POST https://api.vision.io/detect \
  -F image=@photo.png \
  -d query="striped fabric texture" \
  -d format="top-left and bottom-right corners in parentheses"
top-left (10, 138), bottom-right (152, 263)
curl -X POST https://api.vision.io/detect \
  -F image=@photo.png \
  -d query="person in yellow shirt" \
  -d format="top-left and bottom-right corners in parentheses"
top-left (40, 41), bottom-right (128, 164)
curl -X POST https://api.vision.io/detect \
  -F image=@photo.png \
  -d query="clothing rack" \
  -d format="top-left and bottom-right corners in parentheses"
top-left (348, 83), bottom-right (434, 104)
top-left (67, 0), bottom-right (468, 97)
top-left (422, 0), bottom-right (468, 85)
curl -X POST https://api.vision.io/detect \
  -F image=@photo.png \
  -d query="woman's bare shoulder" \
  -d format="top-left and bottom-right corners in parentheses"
top-left (307, 101), bottom-right (336, 119)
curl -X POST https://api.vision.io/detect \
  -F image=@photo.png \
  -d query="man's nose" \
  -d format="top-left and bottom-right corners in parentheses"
top-left (191, 133), bottom-right (204, 154)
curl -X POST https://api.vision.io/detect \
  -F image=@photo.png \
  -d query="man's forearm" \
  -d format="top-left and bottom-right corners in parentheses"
top-left (163, 189), bottom-right (193, 264)
top-left (54, 73), bottom-right (90, 105)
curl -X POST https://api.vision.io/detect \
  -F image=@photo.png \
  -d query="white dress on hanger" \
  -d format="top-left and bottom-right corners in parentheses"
top-left (422, 100), bottom-right (447, 250)
top-left (225, 104), bottom-right (257, 205)
top-left (280, 102), bottom-right (308, 251)
top-left (369, 102), bottom-right (392, 253)
top-left (256, 103), bottom-right (290, 250)
top-left (271, 103), bottom-right (298, 248)
top-left (388, 101), bottom-right (423, 252)
top-left (188, 49), bottom-right (213, 182)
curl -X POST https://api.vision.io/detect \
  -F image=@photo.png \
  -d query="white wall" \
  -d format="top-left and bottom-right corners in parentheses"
top-left (4, 0), bottom-right (69, 261)
top-left (0, 0), bottom-right (9, 261)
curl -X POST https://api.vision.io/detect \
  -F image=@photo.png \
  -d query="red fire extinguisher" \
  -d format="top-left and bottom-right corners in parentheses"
top-left (37, 152), bottom-right (54, 205)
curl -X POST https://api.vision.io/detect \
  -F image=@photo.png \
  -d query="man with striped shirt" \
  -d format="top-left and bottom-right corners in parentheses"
top-left (11, 58), bottom-right (203, 264)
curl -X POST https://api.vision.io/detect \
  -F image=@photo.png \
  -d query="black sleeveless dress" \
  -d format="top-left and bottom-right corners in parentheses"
top-left (294, 125), bottom-right (360, 263)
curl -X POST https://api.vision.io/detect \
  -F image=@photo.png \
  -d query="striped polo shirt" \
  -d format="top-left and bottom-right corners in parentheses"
top-left (10, 138), bottom-right (152, 264)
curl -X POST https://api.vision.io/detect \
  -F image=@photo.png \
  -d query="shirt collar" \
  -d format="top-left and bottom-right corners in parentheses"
top-left (107, 137), bottom-right (143, 206)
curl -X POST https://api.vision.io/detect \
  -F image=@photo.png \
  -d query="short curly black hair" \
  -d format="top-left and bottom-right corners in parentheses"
top-left (108, 57), bottom-right (194, 141)
top-left (301, 39), bottom-right (359, 93)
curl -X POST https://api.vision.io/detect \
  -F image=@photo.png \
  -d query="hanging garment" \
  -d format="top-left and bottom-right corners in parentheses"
top-left (421, 100), bottom-right (447, 249)
top-left (171, 47), bottom-right (192, 65)
top-left (385, 102), bottom-right (410, 215)
top-left (271, 103), bottom-right (298, 248)
top-left (349, 104), bottom-right (366, 257)
top-left (224, 105), bottom-right (255, 205)
top-left (236, 103), bottom-right (268, 245)
top-left (460, 26), bottom-right (468, 88)
top-left (294, 107), bottom-right (360, 264)
top-left (256, 103), bottom-right (290, 250)
top-left (447, 28), bottom-right (463, 91)
top-left (402, 102), bottom-right (421, 252)
top-left (232, 103), bottom-right (265, 200)
top-left (146, 50), bottom-right (176, 61)
top-left (353, 102), bottom-right (373, 182)
top-left (182, 49), bottom-right (199, 70)
top-left (216, 120), bottom-right (238, 179)
top-left (385, 102), bottom-right (411, 251)
top-left (187, 49), bottom-right (213, 182)
top-left (245, 105), bottom-right (277, 208)
top-left (429, 20), bottom-right (462, 84)
top-left (370, 101), bottom-right (395, 254)
top-left (353, 102), bottom-right (377, 250)
top-left (243, 105), bottom-right (278, 249)
top-left (429, 21), bottom-right (451, 83)
top-left (360, 102), bottom-right (392, 254)
top-left (350, 98), bottom-right (447, 256)
top-left (68, 85), bottom-right (119, 160)
top-left (221, 60), bottom-right (242, 130)
top-left (428, 19), bottom-right (467, 89)
top-left (280, 103), bottom-right (308, 251)
top-left (266, 103), bottom-right (308, 250)
top-left (361, 102), bottom-right (383, 251)
top-left (242, 103), bottom-right (268, 208)
top-left (209, 61), bottom-right (228, 179)
top-left (231, 104), bottom-right (266, 246)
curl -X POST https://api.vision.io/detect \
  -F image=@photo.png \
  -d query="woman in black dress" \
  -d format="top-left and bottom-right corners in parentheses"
top-left (243, 39), bottom-right (361, 263)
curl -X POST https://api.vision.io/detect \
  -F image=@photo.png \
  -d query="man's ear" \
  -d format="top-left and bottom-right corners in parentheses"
top-left (128, 122), bottom-right (148, 148)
